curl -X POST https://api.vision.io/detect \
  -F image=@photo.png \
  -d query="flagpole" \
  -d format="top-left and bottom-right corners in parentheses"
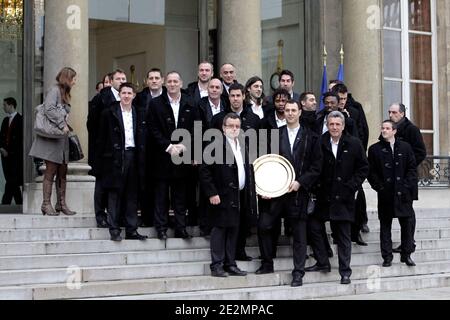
top-left (340, 44), bottom-right (344, 65)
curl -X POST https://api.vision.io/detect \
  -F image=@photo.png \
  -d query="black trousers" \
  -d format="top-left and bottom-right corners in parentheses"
top-left (309, 216), bottom-right (352, 278)
top-left (138, 178), bottom-right (154, 227)
top-left (351, 188), bottom-right (368, 240)
top-left (107, 150), bottom-right (139, 235)
top-left (258, 197), bottom-right (307, 277)
top-left (380, 215), bottom-right (415, 261)
top-left (154, 178), bottom-right (187, 232)
top-left (236, 190), bottom-right (250, 258)
top-left (198, 186), bottom-right (212, 233)
top-left (258, 198), bottom-right (282, 258)
top-left (186, 166), bottom-right (199, 226)
top-left (1, 158), bottom-right (22, 205)
top-left (94, 177), bottom-right (108, 225)
top-left (210, 226), bottom-right (239, 270)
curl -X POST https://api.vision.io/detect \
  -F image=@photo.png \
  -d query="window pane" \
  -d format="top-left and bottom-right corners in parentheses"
top-left (410, 82), bottom-right (433, 130)
top-left (384, 0), bottom-right (401, 28)
top-left (409, 33), bottom-right (432, 80)
top-left (409, 0), bottom-right (431, 32)
top-left (383, 80), bottom-right (402, 118)
top-left (383, 30), bottom-right (402, 78)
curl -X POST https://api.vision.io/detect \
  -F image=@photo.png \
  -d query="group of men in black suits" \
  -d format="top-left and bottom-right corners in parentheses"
top-left (87, 63), bottom-right (425, 286)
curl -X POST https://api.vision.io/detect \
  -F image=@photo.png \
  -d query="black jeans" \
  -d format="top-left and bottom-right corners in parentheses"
top-left (380, 215), bottom-right (415, 261)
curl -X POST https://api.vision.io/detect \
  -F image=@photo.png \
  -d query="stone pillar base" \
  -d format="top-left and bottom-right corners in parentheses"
top-left (23, 163), bottom-right (95, 215)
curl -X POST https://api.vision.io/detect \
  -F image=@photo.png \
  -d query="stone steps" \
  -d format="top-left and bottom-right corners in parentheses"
top-left (1, 259), bottom-right (449, 300)
top-left (84, 272), bottom-right (450, 300)
top-left (0, 246), bottom-right (448, 286)
top-left (1, 226), bottom-right (449, 243)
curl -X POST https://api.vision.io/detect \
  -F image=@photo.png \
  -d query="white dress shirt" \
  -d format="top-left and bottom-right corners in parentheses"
top-left (322, 117), bottom-right (328, 134)
top-left (112, 87), bottom-right (120, 101)
top-left (121, 105), bottom-right (135, 149)
top-left (226, 137), bottom-right (246, 190)
top-left (8, 112), bottom-right (17, 126)
top-left (288, 126), bottom-right (300, 153)
top-left (275, 112), bottom-right (286, 128)
top-left (168, 94), bottom-right (181, 127)
top-left (331, 138), bottom-right (340, 158)
top-left (199, 84), bottom-right (209, 99)
top-left (151, 89), bottom-right (163, 98)
top-left (251, 101), bottom-right (264, 120)
top-left (209, 99), bottom-right (222, 116)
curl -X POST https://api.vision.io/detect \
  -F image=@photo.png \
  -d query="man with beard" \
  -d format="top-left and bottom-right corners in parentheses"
top-left (88, 69), bottom-right (127, 228)
top-left (299, 92), bottom-right (317, 131)
top-left (187, 62), bottom-right (214, 105)
top-left (244, 76), bottom-right (267, 120)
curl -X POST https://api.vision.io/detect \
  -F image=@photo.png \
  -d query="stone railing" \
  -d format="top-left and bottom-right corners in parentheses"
top-left (418, 156), bottom-right (450, 188)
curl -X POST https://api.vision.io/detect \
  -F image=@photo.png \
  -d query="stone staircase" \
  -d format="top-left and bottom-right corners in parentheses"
top-left (0, 200), bottom-right (450, 300)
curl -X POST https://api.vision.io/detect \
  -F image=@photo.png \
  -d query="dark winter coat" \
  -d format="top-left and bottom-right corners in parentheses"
top-left (0, 113), bottom-right (23, 185)
top-left (199, 136), bottom-right (257, 227)
top-left (395, 117), bottom-right (427, 166)
top-left (313, 132), bottom-right (369, 222)
top-left (367, 138), bottom-right (417, 219)
top-left (94, 102), bottom-right (146, 190)
top-left (198, 96), bottom-right (229, 129)
top-left (314, 109), bottom-right (359, 138)
top-left (347, 94), bottom-right (369, 151)
top-left (277, 125), bottom-right (322, 220)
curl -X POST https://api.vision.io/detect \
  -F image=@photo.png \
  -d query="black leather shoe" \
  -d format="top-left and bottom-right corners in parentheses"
top-left (340, 276), bottom-right (351, 285)
top-left (353, 234), bottom-right (368, 246)
top-left (255, 266), bottom-right (274, 275)
top-left (125, 232), bottom-right (148, 240)
top-left (361, 224), bottom-right (370, 233)
top-left (236, 255), bottom-right (253, 262)
top-left (97, 220), bottom-right (109, 228)
top-left (305, 263), bottom-right (331, 273)
top-left (157, 231), bottom-right (168, 240)
top-left (211, 268), bottom-right (228, 277)
top-left (110, 234), bottom-right (122, 242)
top-left (400, 255), bottom-right (416, 266)
top-left (393, 245), bottom-right (402, 253)
top-left (174, 229), bottom-right (193, 239)
top-left (224, 266), bottom-right (247, 276)
top-left (382, 260), bottom-right (392, 267)
top-left (291, 275), bottom-right (303, 287)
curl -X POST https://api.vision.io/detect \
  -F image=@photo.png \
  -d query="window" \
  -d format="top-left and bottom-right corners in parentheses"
top-left (382, 0), bottom-right (437, 155)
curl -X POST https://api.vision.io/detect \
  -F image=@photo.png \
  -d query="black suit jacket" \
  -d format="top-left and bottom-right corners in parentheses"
top-left (314, 132), bottom-right (369, 222)
top-left (0, 114), bottom-right (23, 184)
top-left (95, 102), bottom-right (146, 189)
top-left (147, 93), bottom-right (200, 179)
top-left (277, 126), bottom-right (322, 220)
top-left (198, 96), bottom-right (229, 129)
top-left (87, 87), bottom-right (117, 167)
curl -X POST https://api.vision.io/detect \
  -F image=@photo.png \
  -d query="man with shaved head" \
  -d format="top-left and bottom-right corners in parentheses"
top-left (148, 71), bottom-right (200, 240)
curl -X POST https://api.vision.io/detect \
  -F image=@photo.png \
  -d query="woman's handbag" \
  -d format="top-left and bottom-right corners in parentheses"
top-left (68, 130), bottom-right (84, 162)
top-left (34, 104), bottom-right (66, 139)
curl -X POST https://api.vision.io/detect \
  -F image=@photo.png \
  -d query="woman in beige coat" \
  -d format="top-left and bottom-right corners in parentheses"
top-left (29, 67), bottom-right (77, 216)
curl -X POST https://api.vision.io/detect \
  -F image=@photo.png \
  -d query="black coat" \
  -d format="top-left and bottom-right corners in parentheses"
top-left (147, 93), bottom-right (200, 179)
top-left (199, 136), bottom-right (257, 227)
top-left (277, 126), bottom-right (322, 220)
top-left (347, 94), bottom-right (369, 151)
top-left (211, 107), bottom-right (261, 132)
top-left (134, 86), bottom-right (167, 112)
top-left (300, 110), bottom-right (317, 132)
top-left (94, 102), bottom-right (146, 189)
top-left (0, 114), bottom-right (23, 184)
top-left (368, 138), bottom-right (417, 219)
top-left (395, 117), bottom-right (427, 166)
top-left (198, 96), bottom-right (229, 129)
top-left (87, 87), bottom-right (117, 169)
top-left (186, 82), bottom-right (204, 106)
top-left (314, 132), bottom-right (369, 222)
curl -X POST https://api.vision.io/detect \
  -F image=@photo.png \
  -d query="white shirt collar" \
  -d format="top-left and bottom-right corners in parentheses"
top-left (111, 87), bottom-right (120, 101)
top-left (168, 93), bottom-right (181, 104)
top-left (151, 89), bottom-right (163, 98)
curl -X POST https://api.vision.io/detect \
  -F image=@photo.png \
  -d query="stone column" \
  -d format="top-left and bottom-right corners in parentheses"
top-left (43, 0), bottom-right (89, 157)
top-left (218, 0), bottom-right (262, 83)
top-left (24, 0), bottom-right (93, 214)
top-left (342, 0), bottom-right (383, 146)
